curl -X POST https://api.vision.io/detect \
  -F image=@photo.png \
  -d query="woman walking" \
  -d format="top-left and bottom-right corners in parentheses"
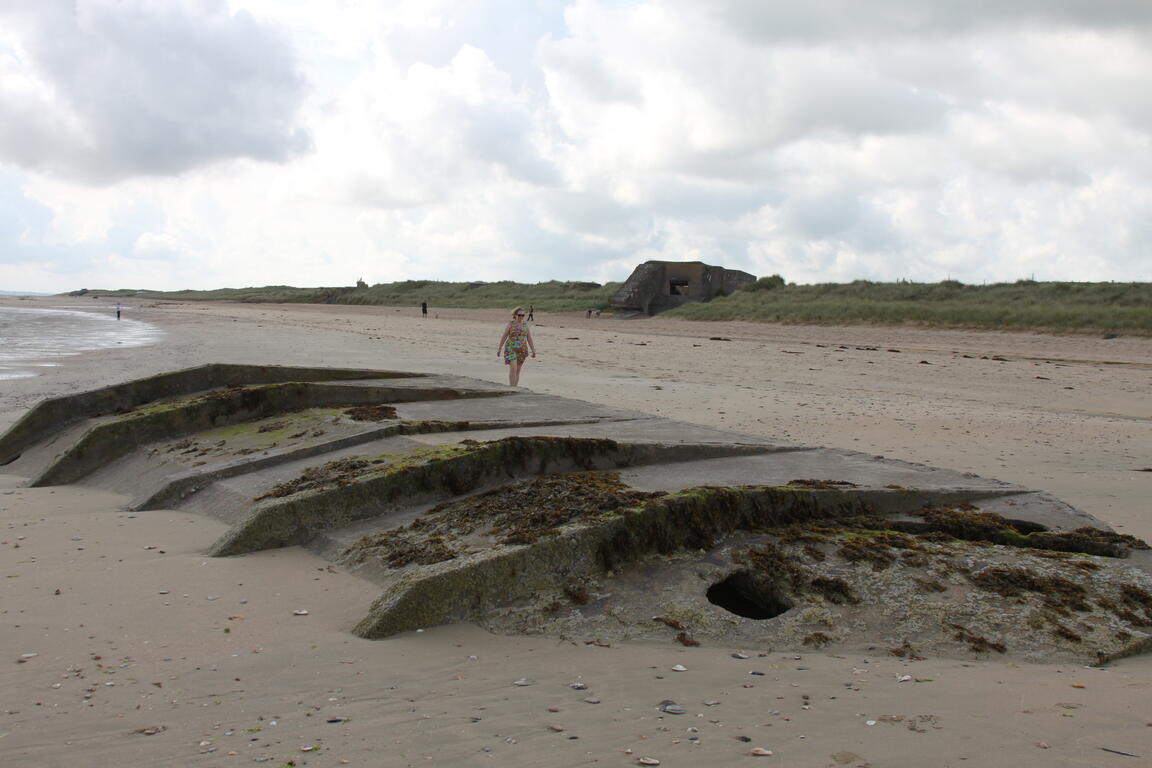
top-left (497, 306), bottom-right (536, 387)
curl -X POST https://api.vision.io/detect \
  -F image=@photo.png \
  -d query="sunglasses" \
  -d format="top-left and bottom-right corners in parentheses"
top-left (516, 313), bottom-right (525, 317)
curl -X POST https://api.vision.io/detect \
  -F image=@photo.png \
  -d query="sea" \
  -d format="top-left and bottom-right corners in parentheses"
top-left (0, 305), bottom-right (163, 381)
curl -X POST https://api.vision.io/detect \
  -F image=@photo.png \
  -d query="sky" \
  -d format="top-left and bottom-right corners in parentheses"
top-left (0, 0), bottom-right (1150, 292)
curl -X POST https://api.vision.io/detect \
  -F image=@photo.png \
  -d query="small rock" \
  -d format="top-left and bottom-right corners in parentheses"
top-left (584, 697), bottom-right (601, 704)
top-left (671, 664), bottom-right (687, 672)
top-left (513, 678), bottom-right (534, 686)
top-left (569, 682), bottom-right (588, 690)
top-left (750, 747), bottom-right (774, 756)
top-left (703, 700), bottom-right (721, 707)
top-left (732, 652), bottom-right (750, 659)
top-left (637, 758), bottom-right (661, 766)
top-left (658, 700), bottom-right (685, 715)
top-left (292, 609), bottom-right (309, 616)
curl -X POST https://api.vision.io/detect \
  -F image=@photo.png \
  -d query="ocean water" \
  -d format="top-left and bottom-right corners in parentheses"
top-left (0, 305), bottom-right (163, 380)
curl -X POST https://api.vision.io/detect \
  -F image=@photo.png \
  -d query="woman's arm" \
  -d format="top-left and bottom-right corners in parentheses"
top-left (497, 325), bottom-right (510, 355)
top-left (526, 327), bottom-right (536, 356)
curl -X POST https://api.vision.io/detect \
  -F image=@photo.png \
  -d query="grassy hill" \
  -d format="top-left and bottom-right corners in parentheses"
top-left (73, 280), bottom-right (620, 313)
top-left (73, 277), bottom-right (1152, 334)
top-left (665, 279), bottom-right (1152, 334)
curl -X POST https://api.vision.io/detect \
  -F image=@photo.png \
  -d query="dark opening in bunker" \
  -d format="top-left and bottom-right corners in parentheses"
top-left (669, 279), bottom-right (690, 296)
top-left (706, 571), bottom-right (793, 620)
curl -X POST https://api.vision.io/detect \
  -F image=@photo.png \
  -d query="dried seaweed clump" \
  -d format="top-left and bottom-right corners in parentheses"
top-left (344, 532), bottom-right (457, 568)
top-left (787, 479), bottom-right (860, 490)
top-left (415, 471), bottom-right (664, 546)
top-left (344, 404), bottom-right (399, 422)
top-left (341, 472), bottom-right (664, 569)
top-left (256, 456), bottom-right (387, 500)
top-left (913, 506), bottom-right (1148, 557)
top-left (969, 566), bottom-right (1091, 614)
top-left (734, 543), bottom-right (860, 604)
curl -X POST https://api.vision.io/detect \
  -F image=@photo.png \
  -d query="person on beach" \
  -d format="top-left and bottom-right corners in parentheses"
top-left (497, 306), bottom-right (536, 387)
top-left (420, 301), bottom-right (428, 317)
top-left (527, 305), bottom-right (534, 322)
top-left (115, 302), bottom-right (122, 320)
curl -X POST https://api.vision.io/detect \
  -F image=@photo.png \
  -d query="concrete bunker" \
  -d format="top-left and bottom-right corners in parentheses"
top-left (5, 364), bottom-right (1152, 663)
top-left (610, 260), bottom-right (756, 315)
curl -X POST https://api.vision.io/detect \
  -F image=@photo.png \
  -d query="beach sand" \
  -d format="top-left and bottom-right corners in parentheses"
top-left (2, 295), bottom-right (1150, 767)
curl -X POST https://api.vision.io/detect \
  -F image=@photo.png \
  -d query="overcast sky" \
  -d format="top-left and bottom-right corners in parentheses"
top-left (1, 0), bottom-right (1149, 292)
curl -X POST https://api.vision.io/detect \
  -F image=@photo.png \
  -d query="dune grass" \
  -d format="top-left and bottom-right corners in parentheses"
top-left (74, 278), bottom-right (1152, 334)
top-left (665, 280), bottom-right (1152, 334)
top-left (75, 280), bottom-right (621, 313)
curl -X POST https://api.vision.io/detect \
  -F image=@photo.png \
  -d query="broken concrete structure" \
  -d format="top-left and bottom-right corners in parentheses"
top-left (3, 364), bottom-right (1150, 663)
top-left (610, 261), bottom-right (757, 315)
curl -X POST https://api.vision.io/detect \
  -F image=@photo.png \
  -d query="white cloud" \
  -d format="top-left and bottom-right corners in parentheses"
top-left (0, 0), bottom-right (310, 183)
top-left (1, 0), bottom-right (1151, 292)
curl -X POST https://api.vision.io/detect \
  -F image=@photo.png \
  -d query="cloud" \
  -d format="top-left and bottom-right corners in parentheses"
top-left (2, 0), bottom-right (1152, 293)
top-left (0, 0), bottom-right (310, 183)
top-left (693, 0), bottom-right (1152, 41)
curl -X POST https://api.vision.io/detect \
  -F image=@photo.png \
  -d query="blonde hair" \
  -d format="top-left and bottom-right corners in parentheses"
top-left (511, 306), bottom-right (526, 319)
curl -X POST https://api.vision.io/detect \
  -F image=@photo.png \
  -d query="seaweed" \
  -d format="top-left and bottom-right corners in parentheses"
top-left (809, 576), bottom-right (860, 605)
top-left (787, 479), bottom-right (860, 490)
top-left (968, 567), bottom-right (1091, 615)
top-left (835, 536), bottom-right (898, 570)
top-left (344, 404), bottom-right (399, 422)
top-left (341, 472), bottom-right (663, 568)
top-left (947, 623), bottom-right (1007, 654)
top-left (802, 631), bottom-right (831, 648)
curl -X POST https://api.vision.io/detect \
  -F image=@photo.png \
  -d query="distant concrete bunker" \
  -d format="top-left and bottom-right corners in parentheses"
top-left (3, 364), bottom-right (1151, 664)
top-left (611, 260), bottom-right (756, 315)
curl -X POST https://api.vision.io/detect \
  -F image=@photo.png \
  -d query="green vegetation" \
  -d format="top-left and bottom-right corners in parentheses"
top-left (665, 279), bottom-right (1152, 334)
top-left (72, 279), bottom-right (620, 312)
top-left (72, 276), bottom-right (1152, 333)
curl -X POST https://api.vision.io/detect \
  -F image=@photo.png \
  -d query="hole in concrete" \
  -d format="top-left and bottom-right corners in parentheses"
top-left (669, 279), bottom-right (690, 296)
top-left (706, 571), bottom-right (792, 620)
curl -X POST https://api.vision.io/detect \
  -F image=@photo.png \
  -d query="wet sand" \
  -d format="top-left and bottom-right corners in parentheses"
top-left (2, 295), bottom-right (1150, 767)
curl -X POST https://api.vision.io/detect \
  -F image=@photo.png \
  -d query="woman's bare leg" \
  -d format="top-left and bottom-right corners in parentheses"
top-left (508, 360), bottom-right (522, 386)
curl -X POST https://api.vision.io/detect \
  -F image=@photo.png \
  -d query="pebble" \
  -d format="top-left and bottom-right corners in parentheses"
top-left (637, 758), bottom-right (661, 766)
top-left (569, 682), bottom-right (588, 690)
top-left (292, 609), bottom-right (309, 616)
top-left (671, 664), bottom-right (688, 672)
top-left (658, 700), bottom-right (685, 715)
top-left (750, 747), bottom-right (774, 756)
top-left (703, 700), bottom-right (721, 707)
top-left (584, 697), bottom-right (601, 704)
top-left (732, 652), bottom-right (750, 659)
top-left (513, 678), bottom-right (534, 686)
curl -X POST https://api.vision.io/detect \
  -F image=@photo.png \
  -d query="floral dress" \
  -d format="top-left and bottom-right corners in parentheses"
top-left (503, 322), bottom-right (530, 365)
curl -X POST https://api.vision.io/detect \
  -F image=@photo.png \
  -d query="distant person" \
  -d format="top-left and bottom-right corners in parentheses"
top-left (115, 302), bottom-right (122, 320)
top-left (420, 301), bottom-right (428, 317)
top-left (527, 305), bottom-right (534, 322)
top-left (586, 309), bottom-right (592, 319)
top-left (497, 306), bottom-right (536, 387)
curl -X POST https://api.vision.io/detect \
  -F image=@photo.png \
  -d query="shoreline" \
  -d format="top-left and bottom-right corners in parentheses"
top-left (2, 294), bottom-right (1151, 766)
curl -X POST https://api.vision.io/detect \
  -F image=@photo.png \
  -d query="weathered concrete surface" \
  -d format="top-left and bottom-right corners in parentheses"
top-left (0, 364), bottom-right (414, 466)
top-left (6, 364), bottom-right (1150, 663)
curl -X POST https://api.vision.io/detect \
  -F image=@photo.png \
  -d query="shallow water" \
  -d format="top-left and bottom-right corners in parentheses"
top-left (0, 305), bottom-right (162, 380)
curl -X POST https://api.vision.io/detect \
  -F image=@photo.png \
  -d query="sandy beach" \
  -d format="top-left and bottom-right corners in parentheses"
top-left (2, 295), bottom-right (1150, 767)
